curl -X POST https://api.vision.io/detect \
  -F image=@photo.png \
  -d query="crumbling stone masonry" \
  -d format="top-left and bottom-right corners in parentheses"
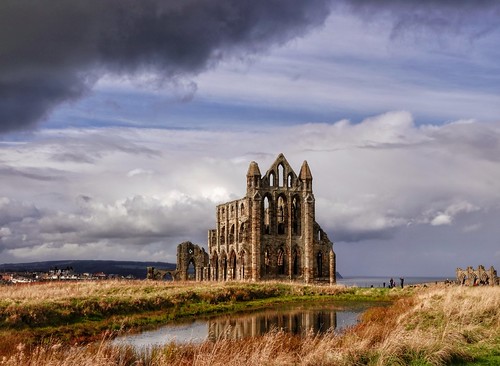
top-left (176, 241), bottom-right (209, 281)
top-left (456, 265), bottom-right (498, 286)
top-left (148, 154), bottom-right (336, 284)
top-left (207, 153), bottom-right (335, 284)
top-left (147, 241), bottom-right (209, 281)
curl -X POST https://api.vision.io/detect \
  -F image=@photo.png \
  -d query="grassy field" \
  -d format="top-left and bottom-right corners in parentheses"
top-left (0, 281), bottom-right (391, 346)
top-left (0, 281), bottom-right (498, 365)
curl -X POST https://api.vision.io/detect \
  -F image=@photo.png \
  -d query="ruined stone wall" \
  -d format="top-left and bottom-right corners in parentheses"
top-left (160, 155), bottom-right (336, 284)
top-left (176, 241), bottom-right (209, 281)
top-left (456, 265), bottom-right (498, 286)
top-left (206, 154), bottom-right (336, 284)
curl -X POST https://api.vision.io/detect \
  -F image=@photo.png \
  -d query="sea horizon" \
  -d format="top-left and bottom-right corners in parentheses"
top-left (337, 276), bottom-right (452, 288)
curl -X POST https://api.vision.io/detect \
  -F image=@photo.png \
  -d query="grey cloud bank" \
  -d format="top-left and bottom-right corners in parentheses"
top-left (1, 113), bottom-right (499, 275)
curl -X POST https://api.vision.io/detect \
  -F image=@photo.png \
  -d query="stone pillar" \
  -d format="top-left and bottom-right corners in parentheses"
top-left (303, 194), bottom-right (314, 283)
top-left (251, 194), bottom-right (261, 281)
top-left (329, 249), bottom-right (336, 285)
top-left (489, 266), bottom-right (497, 286)
top-left (287, 193), bottom-right (293, 280)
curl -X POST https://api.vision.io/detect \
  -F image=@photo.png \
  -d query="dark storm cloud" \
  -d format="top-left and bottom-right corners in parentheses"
top-left (0, 0), bottom-right (331, 133)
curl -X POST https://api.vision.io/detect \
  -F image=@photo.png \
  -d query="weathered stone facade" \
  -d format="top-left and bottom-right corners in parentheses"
top-left (150, 154), bottom-right (336, 283)
top-left (176, 241), bottom-right (209, 281)
top-left (207, 154), bottom-right (335, 283)
top-left (456, 265), bottom-right (498, 286)
top-left (147, 241), bottom-right (208, 281)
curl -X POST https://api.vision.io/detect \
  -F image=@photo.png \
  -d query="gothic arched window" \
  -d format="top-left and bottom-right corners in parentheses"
top-left (292, 196), bottom-right (300, 235)
top-left (263, 196), bottom-right (271, 234)
top-left (229, 225), bottom-right (235, 244)
top-left (220, 226), bottom-right (225, 244)
top-left (278, 164), bottom-right (284, 187)
top-left (277, 196), bottom-right (285, 235)
top-left (239, 222), bottom-right (245, 242)
top-left (317, 251), bottom-right (323, 277)
top-left (269, 172), bottom-right (275, 187)
top-left (277, 248), bottom-right (285, 275)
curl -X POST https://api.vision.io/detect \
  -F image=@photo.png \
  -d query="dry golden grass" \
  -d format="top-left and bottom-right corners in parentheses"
top-left (0, 284), bottom-right (498, 365)
top-left (0, 280), bottom-right (355, 348)
top-left (0, 280), bottom-right (351, 303)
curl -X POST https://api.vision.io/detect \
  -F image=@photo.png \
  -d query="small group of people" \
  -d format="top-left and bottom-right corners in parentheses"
top-left (383, 277), bottom-right (404, 289)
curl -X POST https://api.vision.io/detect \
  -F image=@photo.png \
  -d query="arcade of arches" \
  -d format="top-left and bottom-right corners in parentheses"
top-left (154, 154), bottom-right (336, 284)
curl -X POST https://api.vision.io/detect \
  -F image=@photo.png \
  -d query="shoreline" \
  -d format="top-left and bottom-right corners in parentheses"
top-left (337, 275), bottom-right (453, 288)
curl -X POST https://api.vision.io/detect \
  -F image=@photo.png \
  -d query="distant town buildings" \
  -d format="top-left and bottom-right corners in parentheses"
top-left (0, 266), bottom-right (136, 284)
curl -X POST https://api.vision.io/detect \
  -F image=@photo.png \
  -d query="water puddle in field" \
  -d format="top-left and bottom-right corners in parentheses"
top-left (112, 302), bottom-right (374, 348)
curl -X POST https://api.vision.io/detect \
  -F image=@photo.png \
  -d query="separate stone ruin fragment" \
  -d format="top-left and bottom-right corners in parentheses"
top-left (149, 154), bottom-right (336, 284)
top-left (146, 267), bottom-right (179, 281)
top-left (147, 241), bottom-right (208, 281)
top-left (456, 265), bottom-right (498, 286)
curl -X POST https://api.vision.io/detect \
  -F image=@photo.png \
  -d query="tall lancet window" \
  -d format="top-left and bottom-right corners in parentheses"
top-left (263, 196), bottom-right (270, 234)
top-left (277, 248), bottom-right (285, 275)
top-left (292, 196), bottom-right (300, 236)
top-left (278, 164), bottom-right (284, 187)
top-left (317, 251), bottom-right (323, 277)
top-left (277, 196), bottom-right (285, 235)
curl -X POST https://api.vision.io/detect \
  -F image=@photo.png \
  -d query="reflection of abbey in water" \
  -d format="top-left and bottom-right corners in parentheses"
top-left (148, 154), bottom-right (336, 283)
top-left (208, 308), bottom-right (338, 341)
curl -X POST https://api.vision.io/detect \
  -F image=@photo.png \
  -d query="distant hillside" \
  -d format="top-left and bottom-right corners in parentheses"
top-left (1, 260), bottom-right (342, 281)
top-left (336, 272), bottom-right (343, 279)
top-left (0, 260), bottom-right (175, 279)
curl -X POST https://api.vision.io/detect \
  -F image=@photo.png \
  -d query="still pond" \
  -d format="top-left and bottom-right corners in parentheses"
top-left (113, 302), bottom-right (376, 348)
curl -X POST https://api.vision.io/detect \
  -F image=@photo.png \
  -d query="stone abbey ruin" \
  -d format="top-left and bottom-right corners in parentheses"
top-left (456, 265), bottom-right (498, 286)
top-left (148, 153), bottom-right (336, 283)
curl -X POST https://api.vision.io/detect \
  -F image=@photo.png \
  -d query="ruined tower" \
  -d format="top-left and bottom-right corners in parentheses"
top-left (207, 153), bottom-right (335, 283)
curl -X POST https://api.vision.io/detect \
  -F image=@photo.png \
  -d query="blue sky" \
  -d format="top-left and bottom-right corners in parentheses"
top-left (1, 1), bottom-right (500, 276)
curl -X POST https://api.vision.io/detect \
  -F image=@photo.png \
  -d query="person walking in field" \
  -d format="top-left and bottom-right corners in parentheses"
top-left (400, 277), bottom-right (404, 288)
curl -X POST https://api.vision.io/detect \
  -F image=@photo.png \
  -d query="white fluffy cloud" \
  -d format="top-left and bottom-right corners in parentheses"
top-left (1, 111), bottom-right (499, 274)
